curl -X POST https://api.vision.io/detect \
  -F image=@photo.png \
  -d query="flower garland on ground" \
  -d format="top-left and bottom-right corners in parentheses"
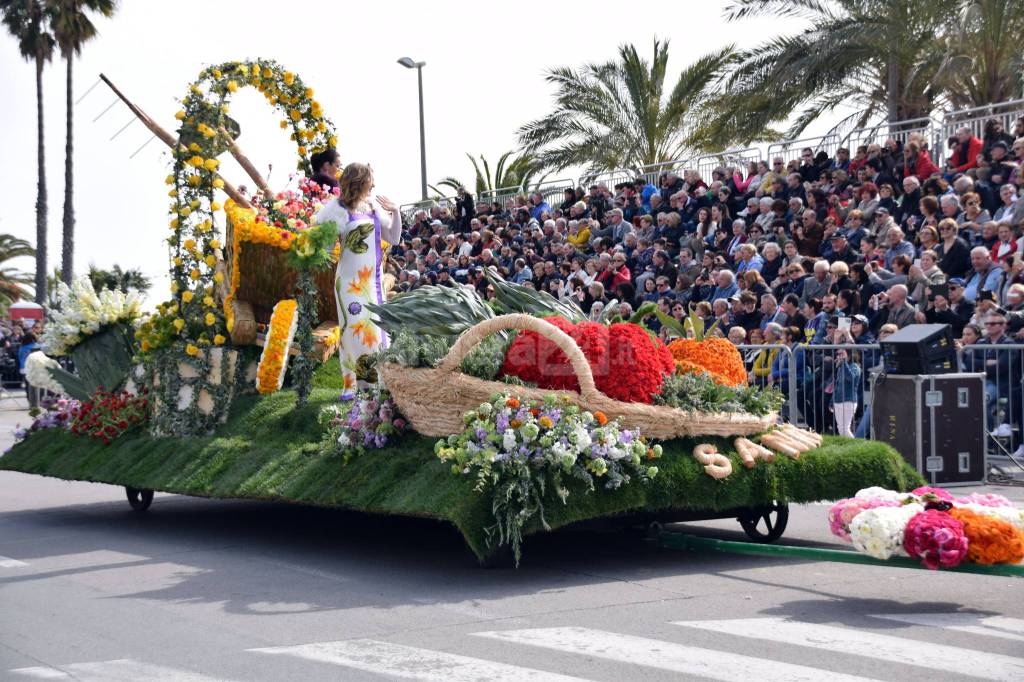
top-left (166, 59), bottom-right (336, 351)
top-left (40, 277), bottom-right (145, 356)
top-left (320, 387), bottom-right (407, 463)
top-left (828, 486), bottom-right (1024, 568)
top-left (257, 299), bottom-right (298, 394)
top-left (435, 392), bottom-right (662, 564)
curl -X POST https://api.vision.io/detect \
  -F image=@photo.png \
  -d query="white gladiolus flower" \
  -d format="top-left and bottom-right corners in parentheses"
top-left (40, 275), bottom-right (146, 355)
top-left (502, 429), bottom-right (517, 453)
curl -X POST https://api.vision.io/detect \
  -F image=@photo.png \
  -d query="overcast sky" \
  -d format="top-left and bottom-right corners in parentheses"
top-left (0, 0), bottom-right (813, 301)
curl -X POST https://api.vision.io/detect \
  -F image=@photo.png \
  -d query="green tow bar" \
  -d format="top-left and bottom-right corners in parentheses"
top-left (652, 531), bottom-right (1024, 578)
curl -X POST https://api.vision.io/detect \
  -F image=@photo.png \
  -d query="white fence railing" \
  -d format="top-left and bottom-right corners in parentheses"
top-left (405, 98), bottom-right (1024, 211)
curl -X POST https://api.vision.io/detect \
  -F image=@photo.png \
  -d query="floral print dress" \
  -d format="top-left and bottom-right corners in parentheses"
top-left (315, 199), bottom-right (388, 398)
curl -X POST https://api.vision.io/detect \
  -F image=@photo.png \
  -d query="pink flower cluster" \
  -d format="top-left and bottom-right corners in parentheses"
top-left (902, 509), bottom-right (969, 570)
top-left (954, 492), bottom-right (1014, 508)
top-left (828, 497), bottom-right (900, 540)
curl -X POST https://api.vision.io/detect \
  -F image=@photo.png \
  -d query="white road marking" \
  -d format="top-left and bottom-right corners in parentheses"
top-left (871, 612), bottom-right (1024, 642)
top-left (0, 555), bottom-right (27, 568)
top-left (673, 617), bottom-right (1024, 680)
top-left (250, 639), bottom-right (592, 681)
top-left (10, 658), bottom-right (233, 680)
top-left (475, 627), bottom-right (880, 682)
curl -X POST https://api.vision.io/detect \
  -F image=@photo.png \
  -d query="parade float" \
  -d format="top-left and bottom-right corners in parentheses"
top-left (0, 60), bottom-right (945, 567)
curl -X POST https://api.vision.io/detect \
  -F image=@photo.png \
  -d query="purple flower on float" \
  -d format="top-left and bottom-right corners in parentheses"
top-left (495, 414), bottom-right (509, 432)
top-left (348, 301), bottom-right (362, 316)
top-left (620, 430), bottom-right (634, 444)
top-left (475, 427), bottom-right (488, 441)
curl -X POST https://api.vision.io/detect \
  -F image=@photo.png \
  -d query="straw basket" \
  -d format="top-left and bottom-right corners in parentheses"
top-left (378, 314), bottom-right (777, 439)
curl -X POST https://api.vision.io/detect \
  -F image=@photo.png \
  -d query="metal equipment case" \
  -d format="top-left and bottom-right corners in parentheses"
top-left (870, 373), bottom-right (986, 486)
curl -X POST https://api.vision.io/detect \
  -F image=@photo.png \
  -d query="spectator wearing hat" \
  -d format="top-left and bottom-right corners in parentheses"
top-left (822, 231), bottom-right (858, 265)
top-left (988, 141), bottom-right (1018, 187)
top-left (963, 308), bottom-right (1022, 440)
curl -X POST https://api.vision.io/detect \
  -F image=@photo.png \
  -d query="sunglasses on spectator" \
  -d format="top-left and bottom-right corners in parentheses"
top-left (986, 321), bottom-right (1005, 326)
top-left (967, 201), bottom-right (979, 206)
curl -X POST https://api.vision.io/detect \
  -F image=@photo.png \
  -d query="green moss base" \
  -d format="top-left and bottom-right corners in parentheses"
top-left (0, 371), bottom-right (923, 561)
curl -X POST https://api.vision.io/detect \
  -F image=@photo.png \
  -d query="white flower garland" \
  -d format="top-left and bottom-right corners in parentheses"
top-left (40, 276), bottom-right (146, 356)
top-left (24, 352), bottom-right (66, 395)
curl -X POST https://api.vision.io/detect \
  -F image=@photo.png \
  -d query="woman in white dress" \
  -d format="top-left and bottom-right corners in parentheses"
top-left (315, 163), bottom-right (402, 398)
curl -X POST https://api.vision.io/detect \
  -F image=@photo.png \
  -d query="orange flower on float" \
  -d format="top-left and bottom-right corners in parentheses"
top-left (505, 397), bottom-right (520, 409)
top-left (668, 337), bottom-right (747, 387)
top-left (593, 411), bottom-right (608, 426)
top-left (350, 319), bottom-right (378, 347)
top-left (346, 265), bottom-right (373, 297)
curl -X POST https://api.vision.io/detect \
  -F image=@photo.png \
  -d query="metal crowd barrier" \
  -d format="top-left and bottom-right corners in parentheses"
top-left (734, 339), bottom-right (1024, 477)
top-left (736, 342), bottom-right (880, 433)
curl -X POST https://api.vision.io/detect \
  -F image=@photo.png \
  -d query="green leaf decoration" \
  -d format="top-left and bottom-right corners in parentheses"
top-left (69, 325), bottom-right (135, 394)
top-left (344, 222), bottom-right (374, 255)
top-left (44, 366), bottom-right (91, 401)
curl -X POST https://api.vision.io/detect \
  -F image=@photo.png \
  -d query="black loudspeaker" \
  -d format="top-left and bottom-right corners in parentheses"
top-left (871, 373), bottom-right (986, 486)
top-left (880, 324), bottom-right (957, 375)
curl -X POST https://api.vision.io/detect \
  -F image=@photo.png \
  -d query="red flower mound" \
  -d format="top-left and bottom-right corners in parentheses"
top-left (500, 317), bottom-right (675, 403)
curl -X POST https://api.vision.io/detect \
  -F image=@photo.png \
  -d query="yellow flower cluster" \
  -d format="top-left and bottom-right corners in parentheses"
top-left (256, 298), bottom-right (298, 394)
top-left (168, 59), bottom-right (337, 353)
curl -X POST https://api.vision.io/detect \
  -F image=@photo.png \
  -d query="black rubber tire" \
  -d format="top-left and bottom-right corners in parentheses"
top-left (125, 487), bottom-right (154, 512)
top-left (479, 544), bottom-right (515, 569)
top-left (738, 501), bottom-right (788, 542)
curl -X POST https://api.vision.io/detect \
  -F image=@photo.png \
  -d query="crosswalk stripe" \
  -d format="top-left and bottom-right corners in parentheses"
top-left (475, 627), bottom-right (880, 682)
top-left (0, 555), bottom-right (28, 568)
top-left (249, 639), bottom-right (592, 681)
top-left (672, 617), bottom-right (1024, 680)
top-left (10, 659), bottom-right (233, 680)
top-left (871, 613), bottom-right (1024, 642)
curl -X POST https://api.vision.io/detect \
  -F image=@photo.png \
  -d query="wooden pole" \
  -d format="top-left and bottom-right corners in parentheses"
top-left (98, 73), bottom-right (252, 208)
top-left (220, 127), bottom-right (271, 195)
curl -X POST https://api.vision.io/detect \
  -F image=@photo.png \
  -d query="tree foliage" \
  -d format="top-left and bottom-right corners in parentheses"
top-left (516, 40), bottom-right (745, 175)
top-left (0, 234), bottom-right (36, 312)
top-left (710, 0), bottom-right (1024, 143)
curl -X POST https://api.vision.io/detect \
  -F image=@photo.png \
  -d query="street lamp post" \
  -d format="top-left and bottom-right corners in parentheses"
top-left (398, 57), bottom-right (427, 201)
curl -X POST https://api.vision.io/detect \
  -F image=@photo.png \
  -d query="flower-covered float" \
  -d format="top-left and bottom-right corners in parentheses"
top-left (0, 60), bottom-right (923, 566)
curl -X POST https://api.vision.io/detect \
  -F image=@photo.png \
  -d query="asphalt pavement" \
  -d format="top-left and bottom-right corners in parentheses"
top-left (1, 394), bottom-right (1023, 681)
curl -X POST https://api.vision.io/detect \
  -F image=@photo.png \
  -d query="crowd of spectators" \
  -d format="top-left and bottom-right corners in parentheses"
top-left (394, 116), bottom-right (1024, 443)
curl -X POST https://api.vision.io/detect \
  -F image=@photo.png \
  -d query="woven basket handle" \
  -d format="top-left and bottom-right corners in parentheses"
top-left (435, 313), bottom-right (600, 402)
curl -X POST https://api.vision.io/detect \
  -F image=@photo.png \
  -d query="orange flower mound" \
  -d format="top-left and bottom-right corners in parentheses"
top-left (667, 337), bottom-right (747, 387)
top-left (949, 507), bottom-right (1024, 564)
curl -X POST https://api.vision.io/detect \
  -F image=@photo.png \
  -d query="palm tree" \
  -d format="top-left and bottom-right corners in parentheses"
top-left (87, 264), bottom-right (151, 293)
top-left (713, 0), bottom-right (1022, 141)
top-left (516, 40), bottom-right (739, 175)
top-left (431, 151), bottom-right (544, 197)
top-left (0, 234), bottom-right (36, 312)
top-left (47, 0), bottom-right (117, 286)
top-left (944, 0), bottom-right (1024, 108)
top-left (1, 0), bottom-right (54, 303)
